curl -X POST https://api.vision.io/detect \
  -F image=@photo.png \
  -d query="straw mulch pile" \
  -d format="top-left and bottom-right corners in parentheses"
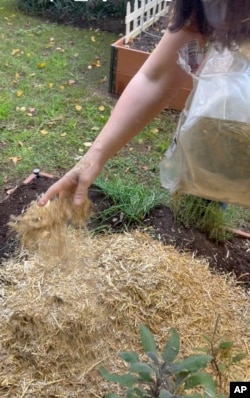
top-left (0, 200), bottom-right (249, 397)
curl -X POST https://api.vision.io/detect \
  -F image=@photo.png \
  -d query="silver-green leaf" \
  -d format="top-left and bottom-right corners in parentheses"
top-left (99, 367), bottom-right (137, 387)
top-left (139, 325), bottom-right (157, 354)
top-left (162, 328), bottom-right (180, 363)
top-left (119, 351), bottom-right (140, 364)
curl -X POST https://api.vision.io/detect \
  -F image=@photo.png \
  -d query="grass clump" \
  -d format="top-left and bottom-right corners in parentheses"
top-left (171, 194), bottom-right (235, 241)
top-left (93, 177), bottom-right (167, 229)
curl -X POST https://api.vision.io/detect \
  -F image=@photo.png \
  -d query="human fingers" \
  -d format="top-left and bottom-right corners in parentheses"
top-left (38, 179), bottom-right (67, 206)
top-left (38, 169), bottom-right (79, 206)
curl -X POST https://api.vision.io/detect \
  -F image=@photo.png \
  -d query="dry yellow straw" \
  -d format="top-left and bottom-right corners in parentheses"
top-left (8, 194), bottom-right (91, 257)
top-left (0, 228), bottom-right (249, 397)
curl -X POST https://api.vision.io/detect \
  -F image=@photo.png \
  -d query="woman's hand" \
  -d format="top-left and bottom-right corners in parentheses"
top-left (38, 155), bottom-right (102, 206)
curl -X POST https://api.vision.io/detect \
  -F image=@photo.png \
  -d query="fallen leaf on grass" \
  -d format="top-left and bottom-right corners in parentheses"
top-left (11, 48), bottom-right (20, 56)
top-left (40, 129), bottom-right (49, 135)
top-left (37, 62), bottom-right (46, 69)
top-left (91, 59), bottom-right (101, 67)
top-left (67, 79), bottom-right (76, 86)
top-left (83, 142), bottom-right (92, 147)
top-left (16, 90), bottom-right (23, 97)
top-left (88, 58), bottom-right (101, 69)
top-left (9, 156), bottom-right (22, 164)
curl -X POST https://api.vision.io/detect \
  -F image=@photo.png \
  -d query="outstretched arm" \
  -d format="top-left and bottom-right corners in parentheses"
top-left (39, 28), bottom-right (201, 206)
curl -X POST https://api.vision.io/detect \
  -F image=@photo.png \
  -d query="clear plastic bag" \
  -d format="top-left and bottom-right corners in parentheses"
top-left (160, 45), bottom-right (250, 208)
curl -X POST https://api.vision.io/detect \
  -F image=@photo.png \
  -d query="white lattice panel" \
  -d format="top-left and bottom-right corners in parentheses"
top-left (125, 0), bottom-right (172, 43)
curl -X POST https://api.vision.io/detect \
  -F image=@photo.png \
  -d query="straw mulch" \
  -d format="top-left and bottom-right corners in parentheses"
top-left (0, 201), bottom-right (249, 397)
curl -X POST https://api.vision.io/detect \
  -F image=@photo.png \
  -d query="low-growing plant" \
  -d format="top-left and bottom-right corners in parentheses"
top-left (171, 194), bottom-right (234, 242)
top-left (194, 316), bottom-right (247, 396)
top-left (100, 324), bottom-right (247, 398)
top-left (92, 177), bottom-right (166, 230)
top-left (100, 325), bottom-right (216, 397)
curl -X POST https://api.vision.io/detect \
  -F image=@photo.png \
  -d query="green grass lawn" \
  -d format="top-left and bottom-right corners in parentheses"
top-left (0, 0), bottom-right (172, 195)
top-left (0, 0), bottom-right (249, 233)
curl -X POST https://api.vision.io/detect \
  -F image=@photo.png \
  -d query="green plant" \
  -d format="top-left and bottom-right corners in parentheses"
top-left (16, 0), bottom-right (130, 24)
top-left (194, 316), bottom-right (247, 396)
top-left (92, 177), bottom-right (166, 230)
top-left (171, 194), bottom-right (234, 242)
top-left (100, 325), bottom-right (217, 398)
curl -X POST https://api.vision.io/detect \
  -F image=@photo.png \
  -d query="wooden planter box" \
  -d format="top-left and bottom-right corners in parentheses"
top-left (109, 37), bottom-right (192, 112)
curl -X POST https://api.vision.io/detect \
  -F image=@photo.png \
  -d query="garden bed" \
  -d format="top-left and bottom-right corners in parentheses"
top-left (0, 176), bottom-right (249, 290)
top-left (109, 17), bottom-right (192, 110)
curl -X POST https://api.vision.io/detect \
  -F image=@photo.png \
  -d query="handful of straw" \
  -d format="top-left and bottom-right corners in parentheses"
top-left (8, 194), bottom-right (91, 253)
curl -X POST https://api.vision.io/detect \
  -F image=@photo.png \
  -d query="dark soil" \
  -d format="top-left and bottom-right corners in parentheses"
top-left (128, 16), bottom-right (168, 52)
top-left (0, 177), bottom-right (249, 290)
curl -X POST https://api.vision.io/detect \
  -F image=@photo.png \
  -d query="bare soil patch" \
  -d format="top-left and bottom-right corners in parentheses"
top-left (0, 177), bottom-right (249, 290)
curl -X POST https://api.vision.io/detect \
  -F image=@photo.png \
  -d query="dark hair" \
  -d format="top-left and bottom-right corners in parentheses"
top-left (169, 0), bottom-right (250, 47)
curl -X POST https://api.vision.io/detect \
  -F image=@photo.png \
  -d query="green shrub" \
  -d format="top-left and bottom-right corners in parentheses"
top-left (16, 0), bottom-right (131, 24)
